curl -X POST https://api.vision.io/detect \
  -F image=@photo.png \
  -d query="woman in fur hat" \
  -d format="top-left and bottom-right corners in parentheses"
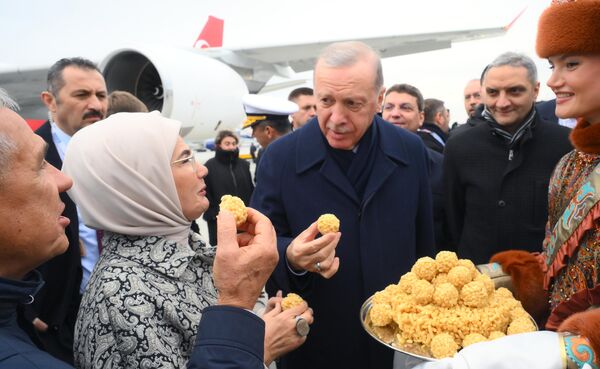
top-left (414, 1), bottom-right (600, 368)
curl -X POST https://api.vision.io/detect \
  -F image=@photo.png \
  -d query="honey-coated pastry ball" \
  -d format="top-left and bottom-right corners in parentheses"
top-left (435, 251), bottom-right (458, 273)
top-left (462, 333), bottom-right (487, 347)
top-left (398, 272), bottom-right (419, 294)
top-left (430, 333), bottom-right (459, 359)
top-left (370, 303), bottom-right (393, 326)
top-left (447, 265), bottom-right (473, 289)
top-left (317, 214), bottom-right (340, 234)
top-left (457, 259), bottom-right (480, 279)
top-left (411, 256), bottom-right (438, 281)
top-left (494, 287), bottom-right (514, 299)
top-left (432, 273), bottom-right (449, 286)
top-left (219, 195), bottom-right (247, 227)
top-left (412, 279), bottom-right (435, 305)
top-left (474, 274), bottom-right (495, 296)
top-left (281, 293), bottom-right (304, 311)
top-left (432, 282), bottom-right (459, 307)
top-left (510, 307), bottom-right (530, 320)
top-left (507, 317), bottom-right (536, 335)
top-left (460, 280), bottom-right (489, 308)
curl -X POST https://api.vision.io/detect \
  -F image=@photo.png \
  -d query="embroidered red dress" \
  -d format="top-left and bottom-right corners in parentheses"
top-left (543, 144), bottom-right (600, 326)
top-left (491, 119), bottom-right (600, 361)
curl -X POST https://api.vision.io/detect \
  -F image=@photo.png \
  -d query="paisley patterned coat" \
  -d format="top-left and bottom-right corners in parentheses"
top-left (74, 232), bottom-right (217, 369)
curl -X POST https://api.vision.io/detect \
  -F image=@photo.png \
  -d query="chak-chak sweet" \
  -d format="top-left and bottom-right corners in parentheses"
top-left (219, 195), bottom-right (247, 227)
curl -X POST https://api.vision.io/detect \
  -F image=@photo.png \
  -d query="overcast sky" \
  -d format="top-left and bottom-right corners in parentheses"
top-left (1, 0), bottom-right (552, 124)
top-left (262, 0), bottom-right (553, 124)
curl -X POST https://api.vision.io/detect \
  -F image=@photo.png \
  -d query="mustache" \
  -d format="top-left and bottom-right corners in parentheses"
top-left (82, 110), bottom-right (104, 120)
top-left (326, 123), bottom-right (350, 134)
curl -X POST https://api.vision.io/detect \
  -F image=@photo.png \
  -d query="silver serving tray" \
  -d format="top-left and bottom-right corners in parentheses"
top-left (360, 295), bottom-right (539, 367)
top-left (360, 296), bottom-right (437, 365)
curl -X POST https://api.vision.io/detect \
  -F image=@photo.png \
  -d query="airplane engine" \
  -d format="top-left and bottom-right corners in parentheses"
top-left (101, 47), bottom-right (249, 143)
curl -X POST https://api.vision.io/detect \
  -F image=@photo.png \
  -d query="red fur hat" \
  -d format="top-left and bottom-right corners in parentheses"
top-left (536, 0), bottom-right (600, 58)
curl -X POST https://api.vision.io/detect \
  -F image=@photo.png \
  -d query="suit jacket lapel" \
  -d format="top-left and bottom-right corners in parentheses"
top-left (35, 121), bottom-right (63, 169)
top-left (362, 148), bottom-right (396, 206)
top-left (362, 118), bottom-right (406, 206)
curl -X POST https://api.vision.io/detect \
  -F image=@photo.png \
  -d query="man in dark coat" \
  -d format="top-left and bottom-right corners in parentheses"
top-left (20, 57), bottom-right (108, 364)
top-left (418, 98), bottom-right (450, 154)
top-left (444, 52), bottom-right (572, 264)
top-left (536, 99), bottom-right (559, 125)
top-left (382, 84), bottom-right (447, 248)
top-left (0, 89), bottom-right (74, 369)
top-left (203, 130), bottom-right (254, 245)
top-left (251, 41), bottom-right (435, 369)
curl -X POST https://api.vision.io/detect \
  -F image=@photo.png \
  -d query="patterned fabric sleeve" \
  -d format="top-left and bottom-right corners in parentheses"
top-left (74, 233), bottom-right (217, 369)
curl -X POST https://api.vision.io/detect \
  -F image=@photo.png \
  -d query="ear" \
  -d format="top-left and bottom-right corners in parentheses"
top-left (265, 126), bottom-right (274, 139)
top-left (434, 111), bottom-right (445, 126)
top-left (418, 111), bottom-right (425, 127)
top-left (377, 86), bottom-right (385, 107)
top-left (41, 91), bottom-right (57, 113)
top-left (533, 81), bottom-right (540, 100)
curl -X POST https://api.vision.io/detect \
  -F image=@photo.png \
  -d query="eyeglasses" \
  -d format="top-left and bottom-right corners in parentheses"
top-left (171, 154), bottom-right (197, 171)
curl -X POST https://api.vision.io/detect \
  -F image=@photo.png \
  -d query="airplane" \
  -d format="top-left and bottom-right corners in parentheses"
top-left (0, 2), bottom-right (523, 144)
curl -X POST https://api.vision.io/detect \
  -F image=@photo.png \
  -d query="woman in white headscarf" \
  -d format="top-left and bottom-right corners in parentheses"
top-left (64, 112), bottom-right (312, 368)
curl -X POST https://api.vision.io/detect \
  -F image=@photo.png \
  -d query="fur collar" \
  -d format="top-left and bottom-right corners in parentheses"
top-left (570, 118), bottom-right (600, 154)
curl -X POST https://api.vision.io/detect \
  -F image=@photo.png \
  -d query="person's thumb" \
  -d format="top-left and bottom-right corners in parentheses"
top-left (217, 209), bottom-right (238, 252)
top-left (298, 222), bottom-right (319, 242)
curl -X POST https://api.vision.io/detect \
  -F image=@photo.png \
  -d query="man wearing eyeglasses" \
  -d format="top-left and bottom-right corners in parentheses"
top-left (23, 57), bottom-right (108, 364)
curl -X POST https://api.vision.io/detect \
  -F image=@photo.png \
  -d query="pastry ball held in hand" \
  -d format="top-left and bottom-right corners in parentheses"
top-left (281, 293), bottom-right (305, 311)
top-left (317, 214), bottom-right (340, 234)
top-left (219, 195), bottom-right (247, 227)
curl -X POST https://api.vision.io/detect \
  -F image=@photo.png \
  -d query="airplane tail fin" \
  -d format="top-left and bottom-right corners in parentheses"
top-left (193, 16), bottom-right (224, 49)
top-left (503, 7), bottom-right (527, 31)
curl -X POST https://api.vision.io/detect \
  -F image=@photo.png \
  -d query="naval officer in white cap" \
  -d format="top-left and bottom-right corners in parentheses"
top-left (242, 94), bottom-right (298, 182)
top-left (243, 94), bottom-right (297, 169)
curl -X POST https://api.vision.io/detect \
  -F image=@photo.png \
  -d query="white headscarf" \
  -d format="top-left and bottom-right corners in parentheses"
top-left (63, 111), bottom-right (190, 244)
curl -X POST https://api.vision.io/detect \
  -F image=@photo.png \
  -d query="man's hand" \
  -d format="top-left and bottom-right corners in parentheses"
top-left (32, 317), bottom-right (48, 332)
top-left (214, 208), bottom-right (278, 310)
top-left (263, 300), bottom-right (314, 365)
top-left (286, 222), bottom-right (340, 279)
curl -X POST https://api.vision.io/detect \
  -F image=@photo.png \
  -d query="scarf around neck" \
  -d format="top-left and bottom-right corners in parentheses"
top-left (482, 106), bottom-right (537, 148)
top-left (327, 120), bottom-right (378, 201)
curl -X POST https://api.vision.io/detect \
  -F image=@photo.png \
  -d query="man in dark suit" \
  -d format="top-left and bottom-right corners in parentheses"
top-left (21, 57), bottom-right (108, 364)
top-left (251, 41), bottom-right (435, 369)
top-left (382, 85), bottom-right (447, 248)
